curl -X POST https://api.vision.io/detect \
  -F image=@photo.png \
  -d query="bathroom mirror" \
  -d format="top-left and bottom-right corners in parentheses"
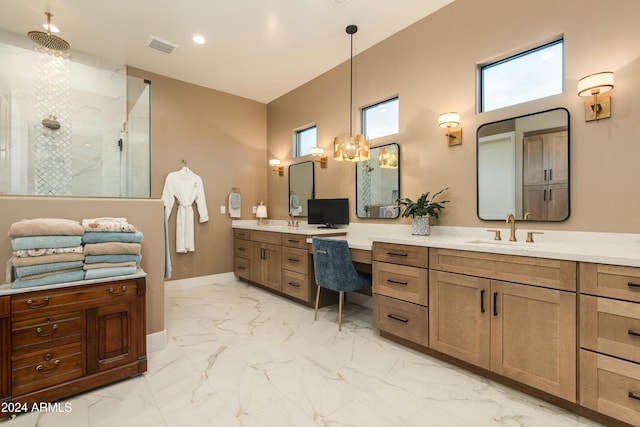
top-left (356, 143), bottom-right (400, 218)
top-left (288, 161), bottom-right (314, 217)
top-left (477, 108), bottom-right (569, 221)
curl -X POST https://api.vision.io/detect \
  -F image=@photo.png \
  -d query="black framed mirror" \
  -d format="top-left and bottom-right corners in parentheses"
top-left (477, 108), bottom-right (569, 221)
top-left (356, 143), bottom-right (400, 218)
top-left (288, 161), bottom-right (314, 217)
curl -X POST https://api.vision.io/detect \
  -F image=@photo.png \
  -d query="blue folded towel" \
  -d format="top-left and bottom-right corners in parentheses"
top-left (15, 260), bottom-right (84, 278)
top-left (12, 235), bottom-right (83, 250)
top-left (84, 254), bottom-right (142, 264)
top-left (82, 231), bottom-right (144, 244)
top-left (83, 266), bottom-right (137, 280)
top-left (229, 192), bottom-right (241, 209)
top-left (11, 270), bottom-right (84, 289)
top-left (290, 194), bottom-right (300, 209)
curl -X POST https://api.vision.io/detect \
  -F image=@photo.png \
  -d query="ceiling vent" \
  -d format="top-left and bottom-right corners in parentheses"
top-left (145, 36), bottom-right (178, 54)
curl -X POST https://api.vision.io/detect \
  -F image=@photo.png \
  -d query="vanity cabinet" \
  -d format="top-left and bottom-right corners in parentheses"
top-left (579, 263), bottom-right (640, 426)
top-left (233, 229), bottom-right (252, 280)
top-left (1, 296), bottom-right (9, 403)
top-left (372, 243), bottom-right (429, 347)
top-left (2, 276), bottom-right (146, 415)
top-left (280, 233), bottom-right (311, 301)
top-left (249, 231), bottom-right (282, 291)
top-left (429, 248), bottom-right (576, 401)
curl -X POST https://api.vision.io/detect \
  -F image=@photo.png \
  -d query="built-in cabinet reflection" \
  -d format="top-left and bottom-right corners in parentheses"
top-left (477, 108), bottom-right (569, 221)
top-left (356, 143), bottom-right (400, 218)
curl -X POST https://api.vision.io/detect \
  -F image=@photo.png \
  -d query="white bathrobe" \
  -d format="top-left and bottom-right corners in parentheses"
top-left (161, 167), bottom-right (209, 253)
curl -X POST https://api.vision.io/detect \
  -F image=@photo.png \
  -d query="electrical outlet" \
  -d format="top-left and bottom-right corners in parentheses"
top-left (220, 206), bottom-right (226, 214)
top-left (252, 206), bottom-right (257, 214)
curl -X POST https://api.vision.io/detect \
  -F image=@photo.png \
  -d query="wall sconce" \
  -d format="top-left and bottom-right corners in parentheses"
top-left (269, 159), bottom-right (284, 176)
top-left (310, 146), bottom-right (328, 168)
top-left (578, 71), bottom-right (614, 121)
top-left (256, 200), bottom-right (268, 225)
top-left (379, 146), bottom-right (398, 169)
top-left (438, 112), bottom-right (462, 146)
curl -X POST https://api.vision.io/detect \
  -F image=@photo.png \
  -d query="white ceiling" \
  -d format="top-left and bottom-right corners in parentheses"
top-left (0, 0), bottom-right (453, 103)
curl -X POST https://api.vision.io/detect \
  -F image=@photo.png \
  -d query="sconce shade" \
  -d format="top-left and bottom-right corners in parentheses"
top-left (578, 71), bottom-right (614, 96)
top-left (256, 205), bottom-right (268, 218)
top-left (438, 112), bottom-right (461, 128)
top-left (379, 146), bottom-right (398, 169)
top-left (269, 159), bottom-right (281, 167)
top-left (310, 147), bottom-right (324, 156)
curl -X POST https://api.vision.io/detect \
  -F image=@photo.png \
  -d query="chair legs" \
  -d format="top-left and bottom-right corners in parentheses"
top-left (314, 286), bottom-right (321, 321)
top-left (314, 287), bottom-right (346, 332)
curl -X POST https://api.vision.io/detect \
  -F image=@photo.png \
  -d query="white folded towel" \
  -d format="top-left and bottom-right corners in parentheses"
top-left (229, 192), bottom-right (241, 218)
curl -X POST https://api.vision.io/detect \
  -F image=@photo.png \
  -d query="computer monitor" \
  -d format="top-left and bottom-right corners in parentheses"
top-left (307, 198), bottom-right (349, 229)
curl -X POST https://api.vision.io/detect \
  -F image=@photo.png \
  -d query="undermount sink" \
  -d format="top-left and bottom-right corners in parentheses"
top-left (465, 239), bottom-right (537, 249)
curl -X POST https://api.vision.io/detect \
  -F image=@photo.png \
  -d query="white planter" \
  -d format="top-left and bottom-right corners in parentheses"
top-left (411, 215), bottom-right (430, 236)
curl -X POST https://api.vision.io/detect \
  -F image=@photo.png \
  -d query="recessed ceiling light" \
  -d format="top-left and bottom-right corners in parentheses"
top-left (43, 23), bottom-right (59, 33)
top-left (192, 35), bottom-right (205, 45)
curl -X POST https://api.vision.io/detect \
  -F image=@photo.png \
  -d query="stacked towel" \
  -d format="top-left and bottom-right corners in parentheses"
top-left (228, 192), bottom-right (241, 218)
top-left (82, 218), bottom-right (142, 280)
top-left (9, 218), bottom-right (85, 289)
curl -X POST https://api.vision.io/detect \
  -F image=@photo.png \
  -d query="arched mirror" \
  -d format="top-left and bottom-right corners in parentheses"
top-left (356, 143), bottom-right (400, 218)
top-left (288, 161), bottom-right (314, 217)
top-left (477, 108), bottom-right (569, 221)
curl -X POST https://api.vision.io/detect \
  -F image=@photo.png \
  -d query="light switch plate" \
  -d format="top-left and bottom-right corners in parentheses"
top-left (220, 206), bottom-right (226, 214)
top-left (252, 206), bottom-right (257, 214)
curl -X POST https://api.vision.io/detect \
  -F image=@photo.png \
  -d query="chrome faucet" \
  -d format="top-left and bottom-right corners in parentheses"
top-left (506, 213), bottom-right (517, 241)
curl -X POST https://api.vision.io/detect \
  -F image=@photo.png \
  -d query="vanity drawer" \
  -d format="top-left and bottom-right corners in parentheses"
top-left (581, 295), bottom-right (640, 363)
top-left (234, 229), bottom-right (251, 240)
top-left (580, 263), bottom-right (640, 303)
top-left (282, 247), bottom-right (308, 274)
top-left (430, 248), bottom-right (576, 292)
top-left (12, 312), bottom-right (82, 357)
top-left (373, 294), bottom-right (428, 347)
top-left (251, 230), bottom-right (281, 245)
top-left (373, 243), bottom-right (428, 268)
top-left (11, 280), bottom-right (138, 319)
top-left (373, 261), bottom-right (427, 306)
top-left (234, 238), bottom-right (251, 258)
top-left (580, 349), bottom-right (640, 426)
top-left (12, 343), bottom-right (83, 396)
top-left (281, 234), bottom-right (308, 249)
top-left (281, 270), bottom-right (309, 301)
top-left (234, 256), bottom-right (251, 280)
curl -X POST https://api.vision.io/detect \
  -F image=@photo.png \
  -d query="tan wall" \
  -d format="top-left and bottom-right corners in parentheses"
top-left (127, 67), bottom-right (268, 280)
top-left (0, 196), bottom-right (165, 334)
top-left (267, 0), bottom-right (640, 234)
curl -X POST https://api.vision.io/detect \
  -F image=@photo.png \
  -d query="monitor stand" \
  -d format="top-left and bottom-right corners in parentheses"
top-left (317, 223), bottom-right (336, 229)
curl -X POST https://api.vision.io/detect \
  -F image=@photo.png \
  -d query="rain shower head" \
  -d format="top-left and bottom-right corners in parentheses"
top-left (27, 12), bottom-right (70, 51)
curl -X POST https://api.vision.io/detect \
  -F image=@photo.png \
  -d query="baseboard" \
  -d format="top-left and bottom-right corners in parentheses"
top-left (164, 272), bottom-right (236, 288)
top-left (348, 292), bottom-right (372, 309)
top-left (146, 328), bottom-right (167, 353)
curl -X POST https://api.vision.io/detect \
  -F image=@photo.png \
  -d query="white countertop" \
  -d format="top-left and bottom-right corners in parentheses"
top-left (233, 220), bottom-right (640, 267)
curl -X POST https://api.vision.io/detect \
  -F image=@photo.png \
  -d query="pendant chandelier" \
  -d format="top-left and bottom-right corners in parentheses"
top-left (333, 25), bottom-right (369, 162)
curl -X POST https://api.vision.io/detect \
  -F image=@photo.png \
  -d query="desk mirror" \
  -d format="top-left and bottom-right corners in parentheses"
top-left (288, 161), bottom-right (314, 216)
top-left (356, 143), bottom-right (400, 218)
top-left (477, 108), bottom-right (569, 221)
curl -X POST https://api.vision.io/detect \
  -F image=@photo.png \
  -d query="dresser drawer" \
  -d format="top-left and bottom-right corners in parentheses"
top-left (373, 261), bottom-right (427, 306)
top-left (373, 294), bottom-right (428, 347)
top-left (12, 312), bottom-right (82, 357)
top-left (251, 230), bottom-right (281, 245)
top-left (581, 263), bottom-right (640, 303)
top-left (281, 233), bottom-right (308, 249)
top-left (12, 344), bottom-right (83, 396)
top-left (11, 281), bottom-right (138, 319)
top-left (581, 295), bottom-right (640, 363)
top-left (233, 229), bottom-right (251, 240)
top-left (373, 243), bottom-right (428, 268)
top-left (234, 256), bottom-right (251, 280)
top-left (282, 247), bottom-right (308, 274)
top-left (580, 349), bottom-right (640, 426)
top-left (281, 270), bottom-right (310, 301)
top-left (234, 238), bottom-right (250, 258)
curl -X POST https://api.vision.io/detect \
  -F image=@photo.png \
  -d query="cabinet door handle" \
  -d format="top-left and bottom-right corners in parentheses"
top-left (36, 359), bottom-right (60, 374)
top-left (493, 292), bottom-right (498, 316)
top-left (109, 285), bottom-right (127, 296)
top-left (629, 391), bottom-right (640, 401)
top-left (628, 282), bottom-right (640, 289)
top-left (549, 189), bottom-right (553, 201)
top-left (386, 252), bottom-right (408, 257)
top-left (26, 297), bottom-right (50, 309)
top-left (549, 169), bottom-right (553, 181)
top-left (386, 279), bottom-right (408, 286)
top-left (387, 314), bottom-right (409, 323)
top-left (544, 169), bottom-right (547, 181)
top-left (287, 282), bottom-right (301, 288)
top-left (628, 329), bottom-right (640, 337)
top-left (287, 258), bottom-right (299, 263)
top-left (480, 289), bottom-right (486, 313)
top-left (36, 324), bottom-right (58, 337)
top-left (543, 189), bottom-right (547, 201)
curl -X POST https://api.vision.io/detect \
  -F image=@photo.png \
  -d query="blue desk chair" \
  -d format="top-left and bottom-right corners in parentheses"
top-left (312, 237), bottom-right (372, 331)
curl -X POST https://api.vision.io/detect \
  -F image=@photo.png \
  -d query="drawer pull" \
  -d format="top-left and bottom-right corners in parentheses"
top-left (35, 359), bottom-right (60, 374)
top-left (628, 282), bottom-right (640, 289)
top-left (36, 324), bottom-right (58, 337)
top-left (387, 314), bottom-right (409, 323)
top-left (287, 282), bottom-right (301, 288)
top-left (26, 297), bottom-right (50, 309)
top-left (287, 239), bottom-right (300, 243)
top-left (493, 292), bottom-right (498, 316)
top-left (386, 252), bottom-right (408, 257)
top-left (628, 329), bottom-right (640, 337)
top-left (287, 258), bottom-right (300, 263)
top-left (480, 289), bottom-right (486, 313)
top-left (238, 247), bottom-right (246, 252)
top-left (386, 279), bottom-right (408, 286)
top-left (237, 266), bottom-right (247, 270)
top-left (629, 391), bottom-right (640, 401)
top-left (109, 285), bottom-right (128, 296)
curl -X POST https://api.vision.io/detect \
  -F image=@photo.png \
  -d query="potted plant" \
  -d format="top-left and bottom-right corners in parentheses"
top-left (397, 188), bottom-right (449, 235)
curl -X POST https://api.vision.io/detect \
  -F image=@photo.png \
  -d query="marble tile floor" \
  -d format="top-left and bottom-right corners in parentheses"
top-left (3, 276), bottom-right (606, 427)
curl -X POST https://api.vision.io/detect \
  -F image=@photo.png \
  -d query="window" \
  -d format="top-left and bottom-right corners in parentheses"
top-left (362, 97), bottom-right (399, 140)
top-left (480, 40), bottom-right (564, 112)
top-left (294, 125), bottom-right (317, 157)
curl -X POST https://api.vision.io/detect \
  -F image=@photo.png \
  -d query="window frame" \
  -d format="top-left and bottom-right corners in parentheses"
top-left (361, 96), bottom-right (399, 140)
top-left (293, 124), bottom-right (317, 158)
